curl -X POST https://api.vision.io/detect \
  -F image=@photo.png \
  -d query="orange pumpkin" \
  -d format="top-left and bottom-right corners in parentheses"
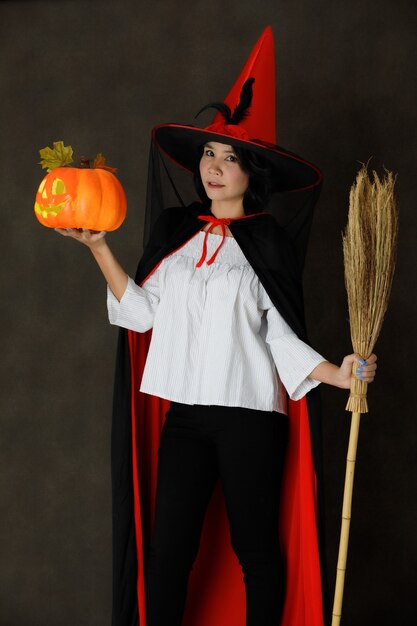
top-left (34, 166), bottom-right (127, 231)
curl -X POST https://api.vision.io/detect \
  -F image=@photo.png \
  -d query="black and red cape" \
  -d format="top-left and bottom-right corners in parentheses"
top-left (110, 182), bottom-right (330, 625)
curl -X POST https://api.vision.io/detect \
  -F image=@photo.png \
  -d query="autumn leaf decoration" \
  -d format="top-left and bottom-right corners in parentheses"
top-left (39, 141), bottom-right (74, 172)
top-left (38, 141), bottom-right (117, 172)
top-left (93, 153), bottom-right (117, 173)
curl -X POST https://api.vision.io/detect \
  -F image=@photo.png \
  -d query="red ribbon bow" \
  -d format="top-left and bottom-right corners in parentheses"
top-left (196, 215), bottom-right (232, 267)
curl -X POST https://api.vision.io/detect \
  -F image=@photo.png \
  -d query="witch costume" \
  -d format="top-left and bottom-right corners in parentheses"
top-left (109, 26), bottom-right (329, 626)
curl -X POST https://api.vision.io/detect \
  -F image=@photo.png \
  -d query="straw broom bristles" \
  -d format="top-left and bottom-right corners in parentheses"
top-left (343, 165), bottom-right (398, 413)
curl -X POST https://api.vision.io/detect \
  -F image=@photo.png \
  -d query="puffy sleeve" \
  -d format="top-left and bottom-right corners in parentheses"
top-left (107, 270), bottom-right (160, 333)
top-left (259, 283), bottom-right (327, 400)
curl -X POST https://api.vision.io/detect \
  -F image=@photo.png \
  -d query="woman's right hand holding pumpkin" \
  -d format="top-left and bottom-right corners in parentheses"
top-left (55, 227), bottom-right (107, 250)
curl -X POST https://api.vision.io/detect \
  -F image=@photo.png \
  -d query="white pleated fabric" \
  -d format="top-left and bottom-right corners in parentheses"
top-left (107, 230), bottom-right (327, 414)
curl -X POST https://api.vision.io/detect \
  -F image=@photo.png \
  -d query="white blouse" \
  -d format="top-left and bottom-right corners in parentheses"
top-left (107, 230), bottom-right (327, 414)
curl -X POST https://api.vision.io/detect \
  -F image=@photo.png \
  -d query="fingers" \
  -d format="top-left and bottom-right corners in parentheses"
top-left (54, 228), bottom-right (70, 236)
top-left (354, 353), bottom-right (377, 365)
top-left (54, 227), bottom-right (85, 238)
top-left (54, 227), bottom-right (107, 244)
top-left (354, 353), bottom-right (377, 382)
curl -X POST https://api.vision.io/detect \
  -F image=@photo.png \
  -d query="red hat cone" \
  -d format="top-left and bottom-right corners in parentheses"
top-left (212, 25), bottom-right (276, 145)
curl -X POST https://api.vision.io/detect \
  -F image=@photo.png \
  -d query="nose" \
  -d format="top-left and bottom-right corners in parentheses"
top-left (208, 158), bottom-right (222, 175)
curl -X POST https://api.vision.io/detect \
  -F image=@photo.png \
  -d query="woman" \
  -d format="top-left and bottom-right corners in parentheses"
top-left (56, 28), bottom-right (377, 626)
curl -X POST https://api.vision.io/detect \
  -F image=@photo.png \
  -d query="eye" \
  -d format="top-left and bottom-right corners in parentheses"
top-left (226, 154), bottom-right (238, 162)
top-left (51, 178), bottom-right (66, 194)
top-left (204, 148), bottom-right (214, 157)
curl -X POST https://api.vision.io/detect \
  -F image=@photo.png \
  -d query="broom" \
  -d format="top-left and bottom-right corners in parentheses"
top-left (331, 165), bottom-right (398, 626)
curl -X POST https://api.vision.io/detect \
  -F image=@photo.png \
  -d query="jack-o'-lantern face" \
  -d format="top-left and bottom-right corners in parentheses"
top-left (34, 174), bottom-right (71, 219)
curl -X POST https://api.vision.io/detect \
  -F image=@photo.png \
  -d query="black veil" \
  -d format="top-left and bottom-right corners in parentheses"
top-left (143, 132), bottom-right (323, 273)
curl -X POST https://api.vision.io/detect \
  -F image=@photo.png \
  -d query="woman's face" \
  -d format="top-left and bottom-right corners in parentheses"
top-left (199, 142), bottom-right (249, 205)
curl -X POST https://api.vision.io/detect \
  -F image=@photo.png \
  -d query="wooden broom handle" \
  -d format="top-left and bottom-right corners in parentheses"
top-left (331, 411), bottom-right (361, 626)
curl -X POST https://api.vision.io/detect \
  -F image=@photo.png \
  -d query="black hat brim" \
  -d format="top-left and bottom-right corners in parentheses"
top-left (153, 124), bottom-right (323, 193)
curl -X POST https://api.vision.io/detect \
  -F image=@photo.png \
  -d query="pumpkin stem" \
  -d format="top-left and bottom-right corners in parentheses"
top-left (80, 157), bottom-right (92, 168)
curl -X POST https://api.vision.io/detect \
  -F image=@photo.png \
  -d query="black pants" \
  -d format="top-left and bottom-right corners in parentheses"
top-left (145, 401), bottom-right (289, 626)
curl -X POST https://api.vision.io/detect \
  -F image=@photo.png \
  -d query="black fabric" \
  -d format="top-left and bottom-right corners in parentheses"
top-left (111, 330), bottom-right (139, 626)
top-left (145, 402), bottom-right (288, 626)
top-left (143, 138), bottom-right (199, 247)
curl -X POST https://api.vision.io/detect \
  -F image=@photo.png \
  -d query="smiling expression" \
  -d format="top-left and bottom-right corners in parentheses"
top-left (199, 142), bottom-right (249, 206)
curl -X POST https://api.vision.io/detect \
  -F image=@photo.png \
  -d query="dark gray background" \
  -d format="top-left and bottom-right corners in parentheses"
top-left (1, 0), bottom-right (416, 624)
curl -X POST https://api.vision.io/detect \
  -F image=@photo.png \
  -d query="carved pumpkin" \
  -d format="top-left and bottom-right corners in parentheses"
top-left (34, 142), bottom-right (127, 231)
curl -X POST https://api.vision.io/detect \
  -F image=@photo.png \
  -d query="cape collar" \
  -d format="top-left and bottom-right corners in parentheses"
top-left (195, 209), bottom-right (270, 267)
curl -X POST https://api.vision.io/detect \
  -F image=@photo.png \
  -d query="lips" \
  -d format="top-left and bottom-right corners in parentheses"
top-left (207, 181), bottom-right (225, 188)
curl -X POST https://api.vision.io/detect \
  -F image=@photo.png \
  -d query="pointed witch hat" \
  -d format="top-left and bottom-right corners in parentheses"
top-left (152, 26), bottom-right (322, 193)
